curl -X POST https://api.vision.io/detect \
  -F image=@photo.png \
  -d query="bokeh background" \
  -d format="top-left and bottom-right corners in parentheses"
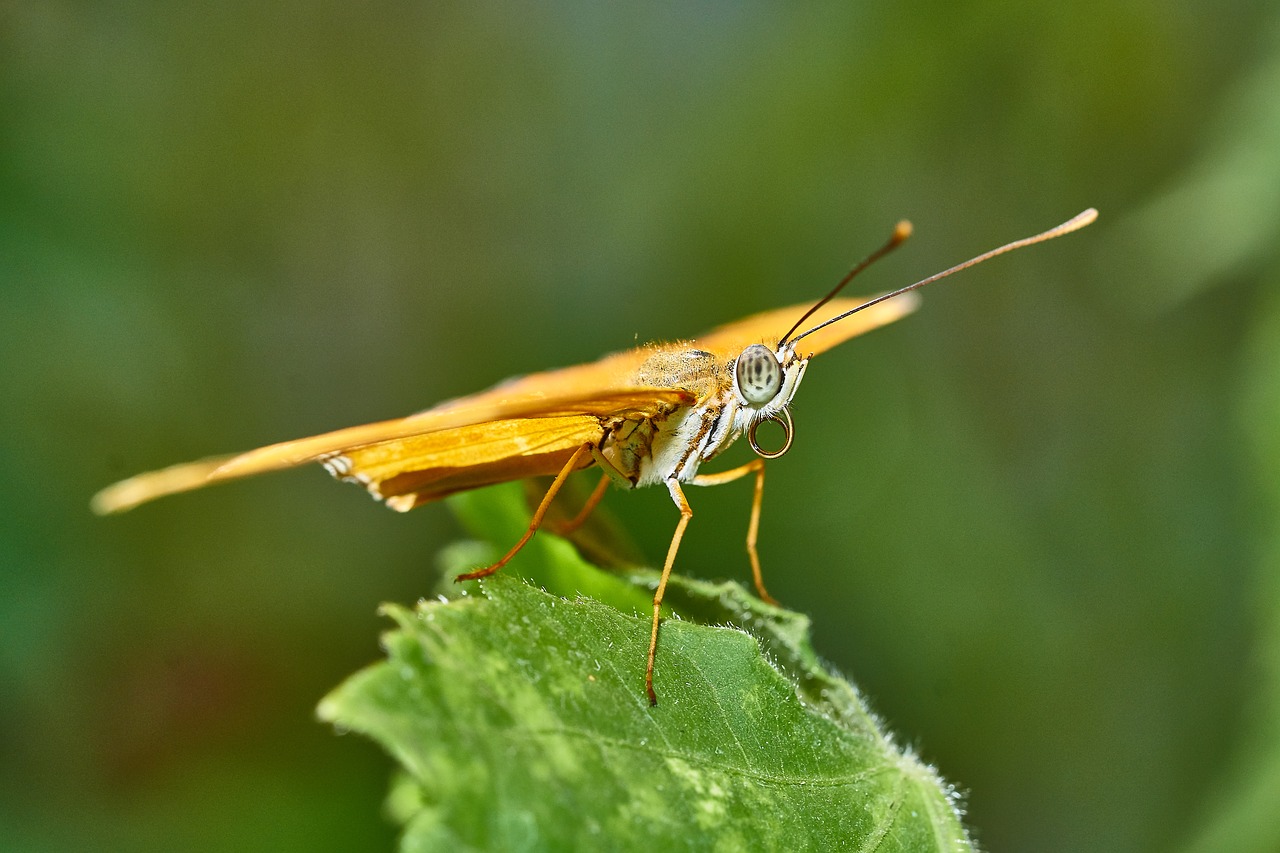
top-left (5, 3), bottom-right (1280, 851)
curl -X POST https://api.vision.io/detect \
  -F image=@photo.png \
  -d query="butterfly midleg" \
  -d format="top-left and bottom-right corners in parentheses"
top-left (551, 472), bottom-right (611, 536)
top-left (454, 442), bottom-right (594, 582)
top-left (646, 477), bottom-right (693, 706)
top-left (689, 459), bottom-right (777, 605)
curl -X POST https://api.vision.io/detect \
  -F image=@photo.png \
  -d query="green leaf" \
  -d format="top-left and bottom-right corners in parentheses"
top-left (319, 483), bottom-right (971, 851)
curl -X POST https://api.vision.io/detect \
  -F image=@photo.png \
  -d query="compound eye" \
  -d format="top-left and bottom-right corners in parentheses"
top-left (735, 344), bottom-right (782, 405)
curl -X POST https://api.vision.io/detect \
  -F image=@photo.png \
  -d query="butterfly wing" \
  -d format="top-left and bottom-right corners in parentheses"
top-left (92, 385), bottom-right (693, 514)
top-left (92, 292), bottom-right (914, 515)
top-left (332, 415), bottom-right (607, 512)
top-left (690, 292), bottom-right (920, 359)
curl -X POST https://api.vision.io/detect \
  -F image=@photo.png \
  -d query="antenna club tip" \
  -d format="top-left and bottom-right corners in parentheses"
top-left (893, 220), bottom-right (913, 241)
top-left (1065, 208), bottom-right (1098, 231)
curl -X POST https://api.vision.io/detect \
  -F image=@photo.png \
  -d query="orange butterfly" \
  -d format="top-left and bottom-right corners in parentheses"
top-left (94, 209), bottom-right (1096, 704)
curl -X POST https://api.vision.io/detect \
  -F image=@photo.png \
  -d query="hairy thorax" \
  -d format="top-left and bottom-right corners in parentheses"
top-left (600, 347), bottom-right (744, 488)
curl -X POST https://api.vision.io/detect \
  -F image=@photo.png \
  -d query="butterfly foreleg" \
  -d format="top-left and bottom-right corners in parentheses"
top-left (646, 477), bottom-right (693, 706)
top-left (454, 442), bottom-right (595, 582)
top-left (689, 459), bottom-right (777, 605)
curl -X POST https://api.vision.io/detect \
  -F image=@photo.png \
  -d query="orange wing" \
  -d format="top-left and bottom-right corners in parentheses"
top-left (92, 291), bottom-right (915, 515)
top-left (690, 292), bottom-right (920, 361)
top-left (92, 387), bottom-right (691, 514)
top-left (332, 416), bottom-right (607, 512)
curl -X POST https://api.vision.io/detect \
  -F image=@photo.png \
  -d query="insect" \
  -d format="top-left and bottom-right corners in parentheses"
top-left (93, 208), bottom-right (1096, 705)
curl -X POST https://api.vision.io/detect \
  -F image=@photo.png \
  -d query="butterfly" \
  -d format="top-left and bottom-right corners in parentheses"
top-left (93, 208), bottom-right (1096, 704)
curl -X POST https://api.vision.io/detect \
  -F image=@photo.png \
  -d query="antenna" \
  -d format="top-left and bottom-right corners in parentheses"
top-left (778, 220), bottom-right (913, 346)
top-left (789, 208), bottom-right (1098, 345)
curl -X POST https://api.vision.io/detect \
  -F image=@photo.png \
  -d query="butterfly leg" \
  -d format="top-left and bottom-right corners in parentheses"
top-left (647, 477), bottom-right (693, 706)
top-left (455, 442), bottom-right (594, 582)
top-left (550, 472), bottom-right (611, 536)
top-left (690, 459), bottom-right (777, 605)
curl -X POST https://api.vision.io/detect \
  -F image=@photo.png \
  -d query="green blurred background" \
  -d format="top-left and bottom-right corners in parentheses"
top-left (5, 3), bottom-right (1280, 851)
